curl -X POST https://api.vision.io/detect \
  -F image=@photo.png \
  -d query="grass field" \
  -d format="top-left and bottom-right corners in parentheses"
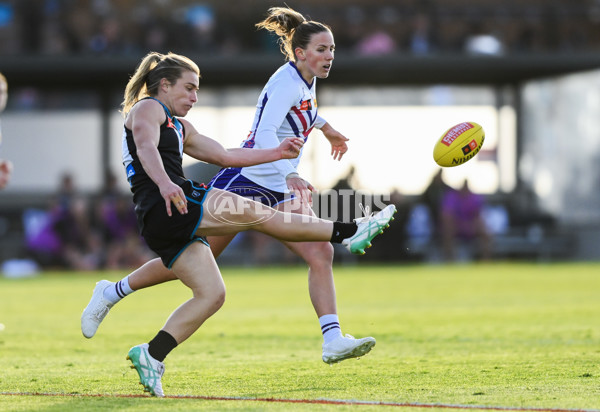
top-left (1, 262), bottom-right (599, 411)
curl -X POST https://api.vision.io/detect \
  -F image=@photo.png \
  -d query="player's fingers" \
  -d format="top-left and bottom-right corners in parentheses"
top-left (297, 186), bottom-right (310, 205)
top-left (170, 194), bottom-right (188, 215)
top-left (305, 188), bottom-right (313, 206)
top-left (290, 188), bottom-right (302, 205)
top-left (165, 198), bottom-right (173, 217)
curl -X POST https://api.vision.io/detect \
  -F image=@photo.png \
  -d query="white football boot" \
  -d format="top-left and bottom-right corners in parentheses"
top-left (81, 280), bottom-right (114, 338)
top-left (342, 204), bottom-right (396, 255)
top-left (127, 343), bottom-right (165, 397)
top-left (322, 334), bottom-right (376, 364)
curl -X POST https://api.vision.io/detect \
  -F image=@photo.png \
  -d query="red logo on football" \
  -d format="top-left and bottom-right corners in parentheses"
top-left (441, 122), bottom-right (474, 147)
top-left (461, 139), bottom-right (478, 155)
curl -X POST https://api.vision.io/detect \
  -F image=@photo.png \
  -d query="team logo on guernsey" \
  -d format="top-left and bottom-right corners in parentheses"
top-left (243, 131), bottom-right (256, 148)
top-left (166, 116), bottom-right (176, 129)
top-left (166, 116), bottom-right (183, 140)
top-left (299, 99), bottom-right (313, 111)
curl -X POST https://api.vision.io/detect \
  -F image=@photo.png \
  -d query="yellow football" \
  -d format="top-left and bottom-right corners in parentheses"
top-left (433, 122), bottom-right (485, 167)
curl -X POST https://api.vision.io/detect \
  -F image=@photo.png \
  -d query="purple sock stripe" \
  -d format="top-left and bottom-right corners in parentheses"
top-left (320, 322), bottom-right (339, 332)
top-left (321, 325), bottom-right (341, 335)
top-left (115, 281), bottom-right (125, 298)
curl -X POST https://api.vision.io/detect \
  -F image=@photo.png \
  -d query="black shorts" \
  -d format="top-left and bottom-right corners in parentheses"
top-left (141, 180), bottom-right (211, 268)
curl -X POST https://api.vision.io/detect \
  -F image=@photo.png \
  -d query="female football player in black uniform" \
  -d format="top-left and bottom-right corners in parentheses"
top-left (82, 51), bottom-right (395, 397)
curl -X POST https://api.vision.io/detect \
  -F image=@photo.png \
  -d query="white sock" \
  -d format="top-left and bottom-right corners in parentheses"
top-left (319, 314), bottom-right (343, 344)
top-left (103, 275), bottom-right (134, 304)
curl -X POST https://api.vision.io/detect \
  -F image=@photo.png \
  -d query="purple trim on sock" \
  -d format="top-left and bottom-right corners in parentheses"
top-left (115, 281), bottom-right (125, 298)
top-left (321, 324), bottom-right (341, 335)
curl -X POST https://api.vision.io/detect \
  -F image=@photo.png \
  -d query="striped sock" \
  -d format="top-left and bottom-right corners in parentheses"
top-left (103, 276), bottom-right (134, 304)
top-left (319, 314), bottom-right (342, 344)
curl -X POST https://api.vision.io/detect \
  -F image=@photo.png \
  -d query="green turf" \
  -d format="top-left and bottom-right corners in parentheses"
top-left (1, 263), bottom-right (599, 411)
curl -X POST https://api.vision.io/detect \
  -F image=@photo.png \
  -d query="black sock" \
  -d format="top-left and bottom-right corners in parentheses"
top-left (148, 330), bottom-right (178, 362)
top-left (330, 221), bottom-right (358, 243)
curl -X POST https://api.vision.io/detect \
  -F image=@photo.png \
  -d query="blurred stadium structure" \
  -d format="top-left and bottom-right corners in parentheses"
top-left (1, 0), bottom-right (600, 268)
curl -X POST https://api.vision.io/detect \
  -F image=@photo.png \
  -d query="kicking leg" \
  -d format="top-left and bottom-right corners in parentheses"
top-left (198, 189), bottom-right (396, 252)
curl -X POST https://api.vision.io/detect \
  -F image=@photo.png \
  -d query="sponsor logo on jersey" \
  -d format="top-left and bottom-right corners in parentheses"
top-left (299, 99), bottom-right (313, 111)
top-left (441, 122), bottom-right (474, 147)
top-left (126, 164), bottom-right (136, 178)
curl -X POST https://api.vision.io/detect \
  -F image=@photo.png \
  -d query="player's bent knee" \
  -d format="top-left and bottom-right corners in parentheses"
top-left (303, 242), bottom-right (334, 266)
top-left (213, 286), bottom-right (226, 311)
top-left (194, 283), bottom-right (225, 316)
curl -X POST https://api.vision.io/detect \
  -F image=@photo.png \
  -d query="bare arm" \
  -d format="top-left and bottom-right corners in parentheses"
top-left (127, 100), bottom-right (187, 217)
top-left (180, 118), bottom-right (303, 167)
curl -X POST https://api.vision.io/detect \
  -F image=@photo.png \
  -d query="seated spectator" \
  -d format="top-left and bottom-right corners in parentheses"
top-left (441, 180), bottom-right (491, 261)
top-left (24, 173), bottom-right (102, 270)
top-left (94, 173), bottom-right (155, 269)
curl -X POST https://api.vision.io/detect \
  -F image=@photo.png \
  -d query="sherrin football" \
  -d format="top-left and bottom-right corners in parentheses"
top-left (433, 122), bottom-right (485, 167)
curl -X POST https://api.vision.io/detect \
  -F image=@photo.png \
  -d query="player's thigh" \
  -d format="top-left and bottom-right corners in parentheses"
top-left (199, 188), bottom-right (276, 235)
top-left (275, 199), bottom-right (334, 263)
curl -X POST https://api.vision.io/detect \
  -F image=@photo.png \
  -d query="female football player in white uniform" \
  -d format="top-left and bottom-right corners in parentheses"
top-left (208, 7), bottom-right (374, 366)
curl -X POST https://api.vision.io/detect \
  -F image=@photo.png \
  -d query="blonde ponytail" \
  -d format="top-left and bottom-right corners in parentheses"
top-left (121, 52), bottom-right (161, 115)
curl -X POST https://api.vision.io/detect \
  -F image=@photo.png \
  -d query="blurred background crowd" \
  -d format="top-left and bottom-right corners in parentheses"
top-left (18, 171), bottom-right (154, 272)
top-left (1, 0), bottom-right (599, 58)
top-left (1, 0), bottom-right (599, 273)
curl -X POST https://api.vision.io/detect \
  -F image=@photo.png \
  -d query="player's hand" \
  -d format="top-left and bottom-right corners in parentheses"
top-left (286, 174), bottom-right (314, 206)
top-left (279, 137), bottom-right (304, 159)
top-left (0, 159), bottom-right (13, 190)
top-left (159, 182), bottom-right (187, 216)
top-left (321, 125), bottom-right (349, 161)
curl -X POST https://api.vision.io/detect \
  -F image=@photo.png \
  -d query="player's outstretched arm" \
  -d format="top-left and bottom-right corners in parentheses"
top-left (180, 118), bottom-right (303, 167)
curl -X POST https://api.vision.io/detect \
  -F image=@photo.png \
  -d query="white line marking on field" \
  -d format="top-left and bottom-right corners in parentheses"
top-left (1, 392), bottom-right (599, 412)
